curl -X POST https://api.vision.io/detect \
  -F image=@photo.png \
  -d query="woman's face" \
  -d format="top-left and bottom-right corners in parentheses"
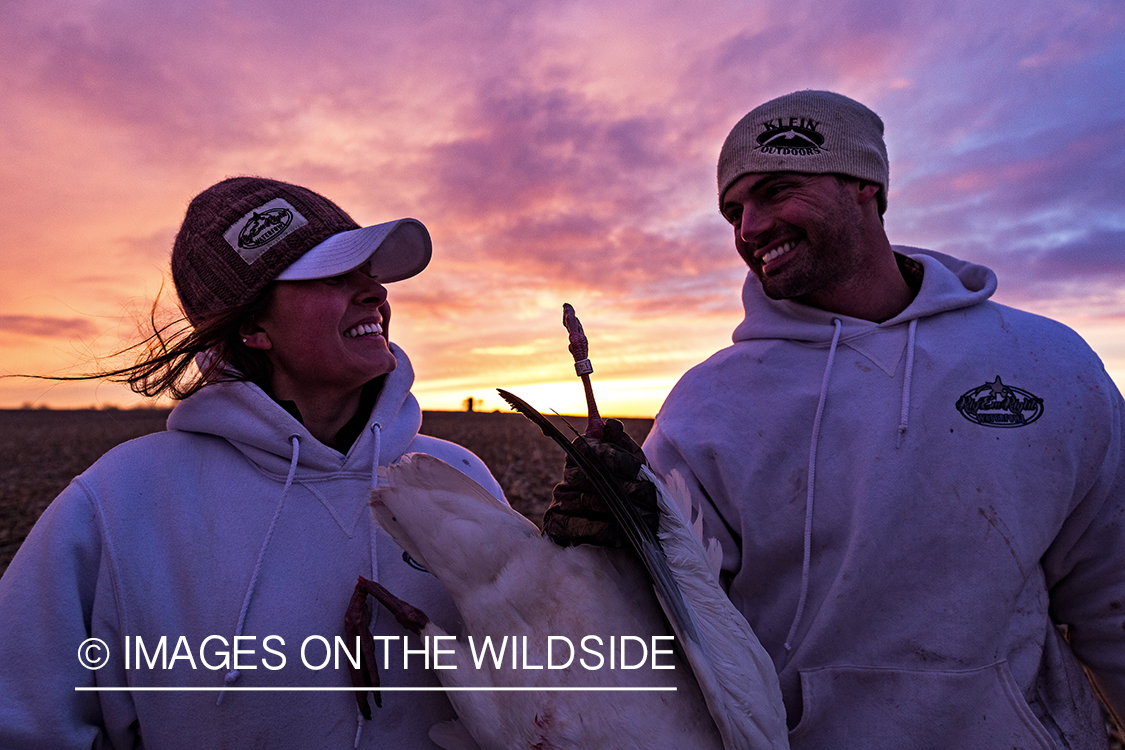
top-left (243, 268), bottom-right (397, 403)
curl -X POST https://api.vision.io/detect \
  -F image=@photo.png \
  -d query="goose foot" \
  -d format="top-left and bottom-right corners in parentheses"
top-left (345, 576), bottom-right (432, 720)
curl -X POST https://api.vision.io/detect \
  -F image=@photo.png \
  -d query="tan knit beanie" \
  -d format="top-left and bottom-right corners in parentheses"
top-left (717, 90), bottom-right (889, 213)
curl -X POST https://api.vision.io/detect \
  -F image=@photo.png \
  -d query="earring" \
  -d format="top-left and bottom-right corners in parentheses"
top-left (242, 337), bottom-right (248, 344)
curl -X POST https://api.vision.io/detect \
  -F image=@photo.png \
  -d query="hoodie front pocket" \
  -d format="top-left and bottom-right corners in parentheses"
top-left (788, 662), bottom-right (1057, 749)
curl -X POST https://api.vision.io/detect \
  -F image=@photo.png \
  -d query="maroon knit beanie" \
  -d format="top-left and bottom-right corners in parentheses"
top-left (171, 177), bottom-right (361, 325)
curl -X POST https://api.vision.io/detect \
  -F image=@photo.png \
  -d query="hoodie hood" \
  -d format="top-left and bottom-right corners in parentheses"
top-left (164, 340), bottom-right (427, 716)
top-left (732, 246), bottom-right (997, 344)
top-left (167, 340), bottom-right (423, 477)
top-left (725, 246), bottom-right (997, 669)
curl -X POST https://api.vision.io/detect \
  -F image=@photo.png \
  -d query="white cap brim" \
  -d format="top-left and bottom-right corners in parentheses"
top-left (275, 218), bottom-right (432, 283)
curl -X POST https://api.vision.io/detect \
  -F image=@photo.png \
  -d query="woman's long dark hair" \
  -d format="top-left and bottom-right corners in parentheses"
top-left (16, 285), bottom-right (276, 401)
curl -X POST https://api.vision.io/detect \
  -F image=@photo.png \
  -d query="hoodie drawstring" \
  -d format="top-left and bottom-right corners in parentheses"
top-left (355, 423), bottom-right (383, 747)
top-left (354, 706), bottom-right (367, 748)
top-left (897, 319), bottom-right (918, 448)
top-left (369, 422), bottom-right (382, 492)
top-left (368, 422), bottom-right (383, 584)
top-left (781, 318), bottom-right (841, 670)
top-left (217, 434), bottom-right (301, 706)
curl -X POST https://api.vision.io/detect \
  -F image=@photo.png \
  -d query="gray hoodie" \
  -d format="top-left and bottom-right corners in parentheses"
top-left (645, 248), bottom-right (1125, 748)
top-left (0, 342), bottom-right (504, 748)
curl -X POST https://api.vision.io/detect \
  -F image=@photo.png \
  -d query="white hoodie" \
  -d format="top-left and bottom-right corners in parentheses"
top-left (644, 248), bottom-right (1125, 748)
top-left (0, 342), bottom-right (504, 749)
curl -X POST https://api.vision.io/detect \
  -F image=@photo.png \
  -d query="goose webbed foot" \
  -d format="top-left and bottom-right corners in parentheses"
top-left (345, 577), bottom-right (382, 720)
top-left (357, 576), bottom-right (431, 635)
top-left (346, 576), bottom-right (433, 720)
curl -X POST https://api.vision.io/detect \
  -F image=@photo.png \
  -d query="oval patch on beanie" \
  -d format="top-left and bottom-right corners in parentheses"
top-left (755, 118), bottom-right (826, 155)
top-left (222, 197), bottom-right (309, 264)
top-left (239, 207), bottom-right (294, 249)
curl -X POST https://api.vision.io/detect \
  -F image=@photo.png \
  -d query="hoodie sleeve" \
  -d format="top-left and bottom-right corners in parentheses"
top-left (1040, 370), bottom-right (1125, 724)
top-left (0, 479), bottom-right (137, 749)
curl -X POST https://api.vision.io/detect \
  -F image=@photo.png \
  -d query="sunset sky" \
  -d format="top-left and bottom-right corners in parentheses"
top-left (1, 0), bottom-right (1122, 417)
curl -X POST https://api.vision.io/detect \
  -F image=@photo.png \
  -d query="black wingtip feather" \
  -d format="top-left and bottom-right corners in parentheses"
top-left (496, 388), bottom-right (700, 642)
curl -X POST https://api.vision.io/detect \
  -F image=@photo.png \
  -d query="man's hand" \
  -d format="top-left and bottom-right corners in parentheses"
top-left (543, 419), bottom-right (660, 547)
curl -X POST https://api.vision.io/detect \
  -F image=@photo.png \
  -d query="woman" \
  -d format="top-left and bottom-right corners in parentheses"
top-left (0, 177), bottom-right (504, 748)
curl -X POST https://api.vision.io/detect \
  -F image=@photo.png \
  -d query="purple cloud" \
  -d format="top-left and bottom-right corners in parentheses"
top-left (0, 315), bottom-right (100, 339)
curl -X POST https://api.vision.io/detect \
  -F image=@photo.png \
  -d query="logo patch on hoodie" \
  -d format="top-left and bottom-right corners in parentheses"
top-left (956, 376), bottom-right (1043, 428)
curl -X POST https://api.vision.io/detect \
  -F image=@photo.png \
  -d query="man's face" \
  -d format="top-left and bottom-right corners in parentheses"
top-left (721, 172), bottom-right (871, 306)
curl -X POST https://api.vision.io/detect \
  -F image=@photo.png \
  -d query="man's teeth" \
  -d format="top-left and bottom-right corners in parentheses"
top-left (763, 241), bottom-right (795, 263)
top-left (344, 323), bottom-right (383, 338)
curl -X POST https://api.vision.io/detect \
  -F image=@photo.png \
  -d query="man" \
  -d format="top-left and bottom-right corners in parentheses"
top-left (549, 90), bottom-right (1125, 747)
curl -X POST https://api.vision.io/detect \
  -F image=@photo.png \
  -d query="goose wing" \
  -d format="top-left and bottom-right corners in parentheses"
top-left (496, 389), bottom-right (699, 643)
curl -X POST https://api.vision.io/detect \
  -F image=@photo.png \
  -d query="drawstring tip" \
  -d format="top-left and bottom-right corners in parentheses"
top-left (896, 425), bottom-right (907, 448)
top-left (355, 707), bottom-right (367, 748)
top-left (217, 668), bottom-right (241, 705)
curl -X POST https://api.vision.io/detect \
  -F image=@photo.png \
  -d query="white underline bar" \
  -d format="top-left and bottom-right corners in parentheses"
top-left (76, 686), bottom-right (676, 692)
